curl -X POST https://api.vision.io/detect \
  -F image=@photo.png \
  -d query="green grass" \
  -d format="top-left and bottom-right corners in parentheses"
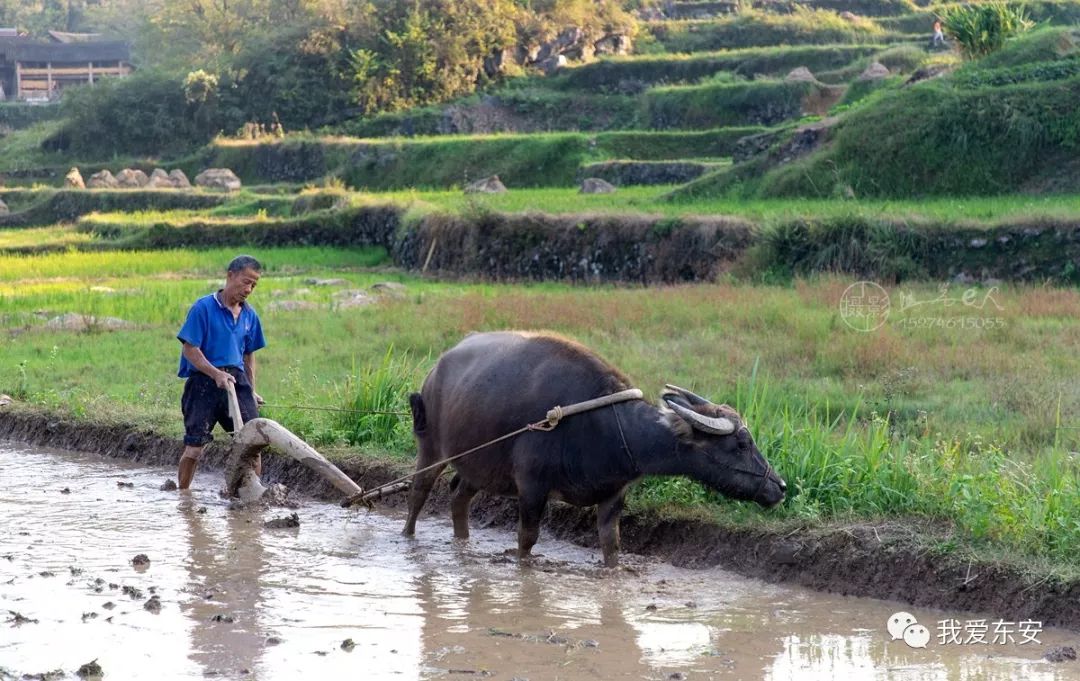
top-left (378, 186), bottom-right (1080, 222)
top-left (2, 249), bottom-right (1080, 564)
top-left (553, 44), bottom-right (885, 90)
top-left (648, 8), bottom-right (895, 53)
top-left (643, 79), bottom-right (816, 129)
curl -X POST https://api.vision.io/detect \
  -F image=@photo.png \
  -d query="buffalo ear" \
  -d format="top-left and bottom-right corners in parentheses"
top-left (662, 394), bottom-right (736, 435)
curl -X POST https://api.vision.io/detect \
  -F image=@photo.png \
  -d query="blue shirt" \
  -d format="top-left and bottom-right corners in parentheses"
top-left (177, 291), bottom-right (266, 378)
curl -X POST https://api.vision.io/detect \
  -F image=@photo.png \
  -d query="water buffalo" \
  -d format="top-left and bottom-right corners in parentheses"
top-left (404, 331), bottom-right (786, 566)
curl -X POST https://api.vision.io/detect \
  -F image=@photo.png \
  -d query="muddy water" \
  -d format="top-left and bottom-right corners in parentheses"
top-left (1, 444), bottom-right (1077, 681)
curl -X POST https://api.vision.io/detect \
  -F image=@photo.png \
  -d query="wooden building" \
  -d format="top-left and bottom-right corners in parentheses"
top-left (0, 31), bottom-right (130, 101)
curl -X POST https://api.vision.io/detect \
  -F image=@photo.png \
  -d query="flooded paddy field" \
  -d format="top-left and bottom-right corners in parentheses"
top-left (1, 442), bottom-right (1077, 681)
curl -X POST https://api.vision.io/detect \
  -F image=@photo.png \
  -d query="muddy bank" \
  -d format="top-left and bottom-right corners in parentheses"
top-left (3, 407), bottom-right (1079, 631)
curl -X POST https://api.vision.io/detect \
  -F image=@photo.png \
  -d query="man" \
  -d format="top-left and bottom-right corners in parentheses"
top-left (932, 19), bottom-right (945, 47)
top-left (176, 255), bottom-right (266, 489)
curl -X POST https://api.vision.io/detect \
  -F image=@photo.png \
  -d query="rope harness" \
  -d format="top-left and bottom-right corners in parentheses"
top-left (341, 388), bottom-right (644, 508)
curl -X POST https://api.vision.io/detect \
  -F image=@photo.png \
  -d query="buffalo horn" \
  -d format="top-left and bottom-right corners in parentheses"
top-left (663, 398), bottom-right (736, 435)
top-left (664, 384), bottom-right (713, 407)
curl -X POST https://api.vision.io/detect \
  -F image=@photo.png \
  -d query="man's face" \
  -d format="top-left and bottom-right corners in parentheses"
top-left (225, 267), bottom-right (260, 304)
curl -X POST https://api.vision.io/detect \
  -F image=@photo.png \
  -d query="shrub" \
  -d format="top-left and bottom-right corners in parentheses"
top-left (940, 2), bottom-right (1034, 59)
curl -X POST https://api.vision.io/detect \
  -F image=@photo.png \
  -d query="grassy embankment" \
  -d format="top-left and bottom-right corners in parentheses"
top-left (682, 27), bottom-right (1080, 199)
top-left (2, 249), bottom-right (1080, 574)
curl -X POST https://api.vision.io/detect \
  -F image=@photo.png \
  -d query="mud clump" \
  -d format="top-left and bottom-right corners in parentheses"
top-left (1045, 645), bottom-right (1077, 662)
top-left (19, 669), bottom-right (64, 681)
top-left (116, 481), bottom-right (134, 489)
top-left (6, 610), bottom-right (38, 625)
top-left (341, 638), bottom-right (356, 651)
top-left (159, 480), bottom-right (178, 491)
top-left (121, 585), bottom-right (143, 600)
top-left (131, 554), bottom-right (150, 568)
top-left (143, 595), bottom-right (162, 614)
top-left (210, 614), bottom-right (235, 623)
top-left (75, 659), bottom-right (103, 679)
top-left (264, 513), bottom-right (300, 529)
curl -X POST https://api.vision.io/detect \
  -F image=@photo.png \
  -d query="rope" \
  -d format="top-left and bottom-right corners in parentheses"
top-left (260, 404), bottom-right (411, 417)
top-left (341, 388), bottom-right (644, 508)
top-left (341, 420), bottom-right (553, 508)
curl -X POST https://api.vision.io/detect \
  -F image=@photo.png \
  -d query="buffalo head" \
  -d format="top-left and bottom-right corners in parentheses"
top-left (661, 384), bottom-right (786, 508)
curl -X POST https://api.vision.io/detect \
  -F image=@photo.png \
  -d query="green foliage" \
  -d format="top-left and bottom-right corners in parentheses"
top-left (643, 80), bottom-right (813, 129)
top-left (775, 0), bottom-right (919, 17)
top-left (0, 104), bottom-right (64, 131)
top-left (837, 75), bottom-right (901, 106)
top-left (955, 54), bottom-right (1080, 87)
top-left (649, 8), bottom-right (888, 53)
top-left (50, 71), bottom-right (228, 156)
top-left (975, 24), bottom-right (1078, 68)
top-left (351, 0), bottom-right (519, 114)
top-left (553, 45), bottom-right (883, 91)
top-left (334, 347), bottom-right (417, 450)
top-left (940, 2), bottom-right (1034, 59)
top-left (755, 215), bottom-right (926, 280)
top-left (762, 77), bottom-right (1080, 197)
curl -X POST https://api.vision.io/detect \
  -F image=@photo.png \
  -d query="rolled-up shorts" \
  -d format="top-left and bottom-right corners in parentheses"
top-left (181, 366), bottom-right (259, 446)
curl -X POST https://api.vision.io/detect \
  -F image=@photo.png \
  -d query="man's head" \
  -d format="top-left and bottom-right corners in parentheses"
top-left (224, 255), bottom-right (261, 305)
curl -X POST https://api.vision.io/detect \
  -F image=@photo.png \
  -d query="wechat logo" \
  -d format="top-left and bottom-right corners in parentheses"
top-left (888, 611), bottom-right (930, 648)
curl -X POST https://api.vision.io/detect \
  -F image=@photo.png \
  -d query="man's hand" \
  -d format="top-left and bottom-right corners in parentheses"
top-left (254, 392), bottom-right (266, 406)
top-left (213, 370), bottom-right (236, 390)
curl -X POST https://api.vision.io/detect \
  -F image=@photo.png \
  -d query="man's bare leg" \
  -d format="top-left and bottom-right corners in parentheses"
top-left (178, 446), bottom-right (204, 489)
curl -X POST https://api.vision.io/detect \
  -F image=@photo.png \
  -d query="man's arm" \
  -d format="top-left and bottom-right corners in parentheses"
top-left (182, 342), bottom-right (235, 390)
top-left (244, 352), bottom-right (265, 405)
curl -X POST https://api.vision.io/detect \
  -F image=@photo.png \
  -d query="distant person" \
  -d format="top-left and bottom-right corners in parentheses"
top-left (932, 19), bottom-right (945, 47)
top-left (176, 255), bottom-right (266, 489)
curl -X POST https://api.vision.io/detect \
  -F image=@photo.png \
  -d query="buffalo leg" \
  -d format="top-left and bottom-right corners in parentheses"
top-left (597, 493), bottom-right (626, 568)
top-left (450, 476), bottom-right (479, 540)
top-left (403, 455), bottom-right (447, 537)
top-left (516, 487), bottom-right (549, 560)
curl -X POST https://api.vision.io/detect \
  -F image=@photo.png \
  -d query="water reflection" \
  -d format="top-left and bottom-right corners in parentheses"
top-left (1, 443), bottom-right (1077, 681)
top-left (179, 497), bottom-right (267, 678)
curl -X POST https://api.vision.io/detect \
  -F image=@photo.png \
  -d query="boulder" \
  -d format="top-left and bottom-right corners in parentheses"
top-left (145, 168), bottom-right (175, 189)
top-left (86, 170), bottom-right (120, 189)
top-left (333, 289), bottom-right (375, 309)
top-left (535, 27), bottom-right (585, 63)
top-left (464, 175), bottom-right (507, 194)
top-left (859, 61), bottom-right (891, 81)
top-left (267, 300), bottom-right (319, 312)
top-left (45, 313), bottom-right (134, 331)
top-left (594, 34), bottom-right (633, 56)
top-left (539, 54), bottom-right (568, 75)
top-left (64, 167), bottom-right (85, 189)
top-left (785, 67), bottom-right (819, 84)
top-left (303, 278), bottom-right (348, 286)
top-left (580, 177), bottom-right (617, 194)
top-left (0, 394), bottom-right (11, 407)
top-left (169, 169), bottom-right (192, 189)
top-left (0, 198), bottom-right (8, 216)
top-left (194, 168), bottom-right (242, 192)
top-left (370, 282), bottom-right (407, 299)
top-left (115, 168), bottom-right (148, 188)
